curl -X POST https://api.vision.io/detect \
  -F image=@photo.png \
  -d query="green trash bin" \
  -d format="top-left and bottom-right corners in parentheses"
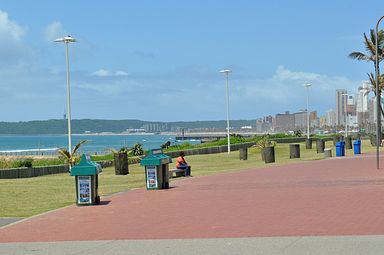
top-left (70, 154), bottom-right (102, 205)
top-left (140, 149), bottom-right (172, 190)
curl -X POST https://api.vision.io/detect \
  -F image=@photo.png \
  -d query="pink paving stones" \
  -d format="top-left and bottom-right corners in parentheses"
top-left (1, 155), bottom-right (384, 242)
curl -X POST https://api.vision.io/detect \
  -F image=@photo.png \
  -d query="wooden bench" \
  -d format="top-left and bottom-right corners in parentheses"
top-left (169, 168), bottom-right (186, 178)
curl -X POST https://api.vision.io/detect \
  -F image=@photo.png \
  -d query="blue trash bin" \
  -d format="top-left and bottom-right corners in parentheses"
top-left (341, 141), bottom-right (345, 156)
top-left (353, 140), bottom-right (361, 155)
top-left (336, 141), bottom-right (345, 157)
top-left (336, 142), bottom-right (342, 157)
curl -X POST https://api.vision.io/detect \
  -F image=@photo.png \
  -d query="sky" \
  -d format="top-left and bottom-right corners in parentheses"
top-left (0, 0), bottom-right (383, 122)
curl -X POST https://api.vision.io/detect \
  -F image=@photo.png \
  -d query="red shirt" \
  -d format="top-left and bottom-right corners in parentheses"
top-left (176, 156), bottom-right (186, 168)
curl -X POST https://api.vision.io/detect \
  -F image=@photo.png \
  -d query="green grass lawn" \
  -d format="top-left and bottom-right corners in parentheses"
top-left (0, 140), bottom-right (379, 218)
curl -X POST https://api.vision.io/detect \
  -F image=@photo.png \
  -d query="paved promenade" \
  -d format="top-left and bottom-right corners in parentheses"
top-left (2, 154), bottom-right (384, 254)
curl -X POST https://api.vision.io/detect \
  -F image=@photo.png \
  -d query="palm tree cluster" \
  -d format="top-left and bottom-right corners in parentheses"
top-left (349, 29), bottom-right (384, 115)
top-left (58, 140), bottom-right (88, 167)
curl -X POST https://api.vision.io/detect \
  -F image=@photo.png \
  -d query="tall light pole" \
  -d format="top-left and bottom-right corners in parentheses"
top-left (303, 83), bottom-right (311, 139)
top-left (375, 16), bottom-right (384, 169)
top-left (54, 35), bottom-right (76, 155)
top-left (220, 69), bottom-right (232, 154)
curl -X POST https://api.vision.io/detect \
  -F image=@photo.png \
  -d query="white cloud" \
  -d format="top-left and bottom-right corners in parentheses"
top-left (229, 66), bottom-right (360, 117)
top-left (76, 66), bottom-right (362, 120)
top-left (44, 21), bottom-right (65, 42)
top-left (0, 60), bottom-right (364, 121)
top-left (115, 71), bottom-right (129, 76)
top-left (92, 69), bottom-right (129, 77)
top-left (0, 10), bottom-right (30, 64)
top-left (0, 10), bottom-right (24, 42)
top-left (273, 65), bottom-right (321, 81)
top-left (92, 69), bottom-right (110, 77)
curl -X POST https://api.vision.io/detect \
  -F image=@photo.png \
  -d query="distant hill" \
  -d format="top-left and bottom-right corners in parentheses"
top-left (0, 119), bottom-right (257, 135)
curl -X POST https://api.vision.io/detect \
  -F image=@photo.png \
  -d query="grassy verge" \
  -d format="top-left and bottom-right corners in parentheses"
top-left (0, 140), bottom-right (379, 218)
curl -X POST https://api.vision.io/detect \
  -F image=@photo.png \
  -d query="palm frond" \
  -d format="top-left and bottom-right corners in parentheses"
top-left (364, 31), bottom-right (376, 55)
top-left (57, 148), bottom-right (71, 159)
top-left (71, 140), bottom-right (88, 156)
top-left (378, 30), bottom-right (384, 54)
top-left (367, 73), bottom-right (384, 94)
top-left (349, 52), bottom-right (371, 61)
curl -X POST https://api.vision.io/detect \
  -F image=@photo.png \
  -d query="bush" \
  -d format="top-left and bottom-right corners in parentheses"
top-left (15, 158), bottom-right (34, 168)
top-left (0, 158), bottom-right (13, 169)
top-left (129, 143), bottom-right (144, 156)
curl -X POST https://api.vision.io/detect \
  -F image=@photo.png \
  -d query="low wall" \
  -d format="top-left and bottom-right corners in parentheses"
top-left (0, 165), bottom-right (69, 179)
top-left (165, 142), bottom-right (256, 158)
top-left (0, 160), bottom-right (114, 179)
top-left (97, 160), bottom-right (113, 168)
top-left (271, 137), bottom-right (333, 144)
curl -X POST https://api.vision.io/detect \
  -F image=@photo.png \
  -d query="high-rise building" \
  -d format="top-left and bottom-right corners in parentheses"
top-left (346, 94), bottom-right (356, 116)
top-left (325, 109), bottom-right (336, 127)
top-left (368, 97), bottom-right (375, 124)
top-left (309, 111), bottom-right (317, 127)
top-left (293, 111), bottom-right (306, 129)
top-left (357, 81), bottom-right (370, 126)
top-left (275, 111), bottom-right (295, 132)
top-left (336, 89), bottom-right (347, 126)
top-left (370, 96), bottom-right (384, 124)
top-left (319, 116), bottom-right (327, 128)
top-left (255, 116), bottom-right (274, 133)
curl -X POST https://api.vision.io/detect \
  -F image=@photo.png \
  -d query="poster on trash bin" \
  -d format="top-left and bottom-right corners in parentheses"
top-left (78, 176), bottom-right (91, 203)
top-left (146, 166), bottom-right (158, 189)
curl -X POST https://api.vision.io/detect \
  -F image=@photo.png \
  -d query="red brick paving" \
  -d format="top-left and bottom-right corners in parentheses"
top-left (2, 155), bottom-right (384, 242)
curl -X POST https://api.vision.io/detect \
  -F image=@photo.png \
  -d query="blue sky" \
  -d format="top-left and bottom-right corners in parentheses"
top-left (0, 0), bottom-right (383, 122)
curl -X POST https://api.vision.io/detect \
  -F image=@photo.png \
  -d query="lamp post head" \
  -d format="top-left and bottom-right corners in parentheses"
top-left (220, 69), bottom-right (232, 75)
top-left (54, 35), bottom-right (77, 43)
top-left (303, 83), bottom-right (311, 88)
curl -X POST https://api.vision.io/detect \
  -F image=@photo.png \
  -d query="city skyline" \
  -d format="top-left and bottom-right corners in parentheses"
top-left (0, 1), bottom-right (383, 122)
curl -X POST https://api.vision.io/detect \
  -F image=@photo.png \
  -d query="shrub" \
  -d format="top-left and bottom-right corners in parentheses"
top-left (129, 143), bottom-right (144, 156)
top-left (15, 158), bottom-right (34, 168)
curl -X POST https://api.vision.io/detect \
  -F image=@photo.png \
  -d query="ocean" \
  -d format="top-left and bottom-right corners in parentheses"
top-left (0, 134), bottom-right (197, 155)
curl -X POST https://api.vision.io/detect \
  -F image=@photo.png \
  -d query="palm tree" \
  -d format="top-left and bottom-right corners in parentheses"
top-left (367, 72), bottom-right (384, 116)
top-left (58, 140), bottom-right (88, 167)
top-left (349, 29), bottom-right (384, 115)
top-left (349, 29), bottom-right (384, 64)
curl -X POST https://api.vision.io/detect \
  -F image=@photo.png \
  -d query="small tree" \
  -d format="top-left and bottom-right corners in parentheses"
top-left (58, 140), bottom-right (88, 167)
top-left (256, 135), bottom-right (276, 149)
top-left (294, 129), bottom-right (302, 137)
top-left (110, 147), bottom-right (130, 175)
top-left (129, 143), bottom-right (144, 156)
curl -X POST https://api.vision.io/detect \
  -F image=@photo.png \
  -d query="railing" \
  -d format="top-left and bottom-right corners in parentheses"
top-left (0, 149), bottom-right (110, 157)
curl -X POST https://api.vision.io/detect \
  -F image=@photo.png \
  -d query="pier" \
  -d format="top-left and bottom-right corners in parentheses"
top-left (175, 132), bottom-right (254, 141)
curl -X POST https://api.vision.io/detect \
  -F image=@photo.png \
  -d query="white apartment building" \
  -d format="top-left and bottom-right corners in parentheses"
top-left (356, 81), bottom-right (370, 126)
top-left (325, 109), bottom-right (336, 126)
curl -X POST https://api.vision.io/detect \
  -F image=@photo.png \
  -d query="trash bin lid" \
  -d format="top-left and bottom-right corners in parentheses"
top-left (70, 154), bottom-right (102, 176)
top-left (140, 149), bottom-right (172, 166)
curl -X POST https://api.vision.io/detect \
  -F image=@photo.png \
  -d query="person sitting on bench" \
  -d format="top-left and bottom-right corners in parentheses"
top-left (176, 151), bottom-right (191, 177)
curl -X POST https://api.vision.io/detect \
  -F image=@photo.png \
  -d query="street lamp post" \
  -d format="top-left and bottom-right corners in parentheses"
top-left (220, 69), bottom-right (232, 154)
top-left (346, 113), bottom-right (349, 137)
top-left (375, 16), bottom-right (384, 170)
top-left (303, 83), bottom-right (311, 139)
top-left (54, 35), bottom-right (76, 154)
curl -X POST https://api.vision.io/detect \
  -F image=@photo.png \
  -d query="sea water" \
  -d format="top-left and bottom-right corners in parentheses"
top-left (0, 134), bottom-right (199, 155)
